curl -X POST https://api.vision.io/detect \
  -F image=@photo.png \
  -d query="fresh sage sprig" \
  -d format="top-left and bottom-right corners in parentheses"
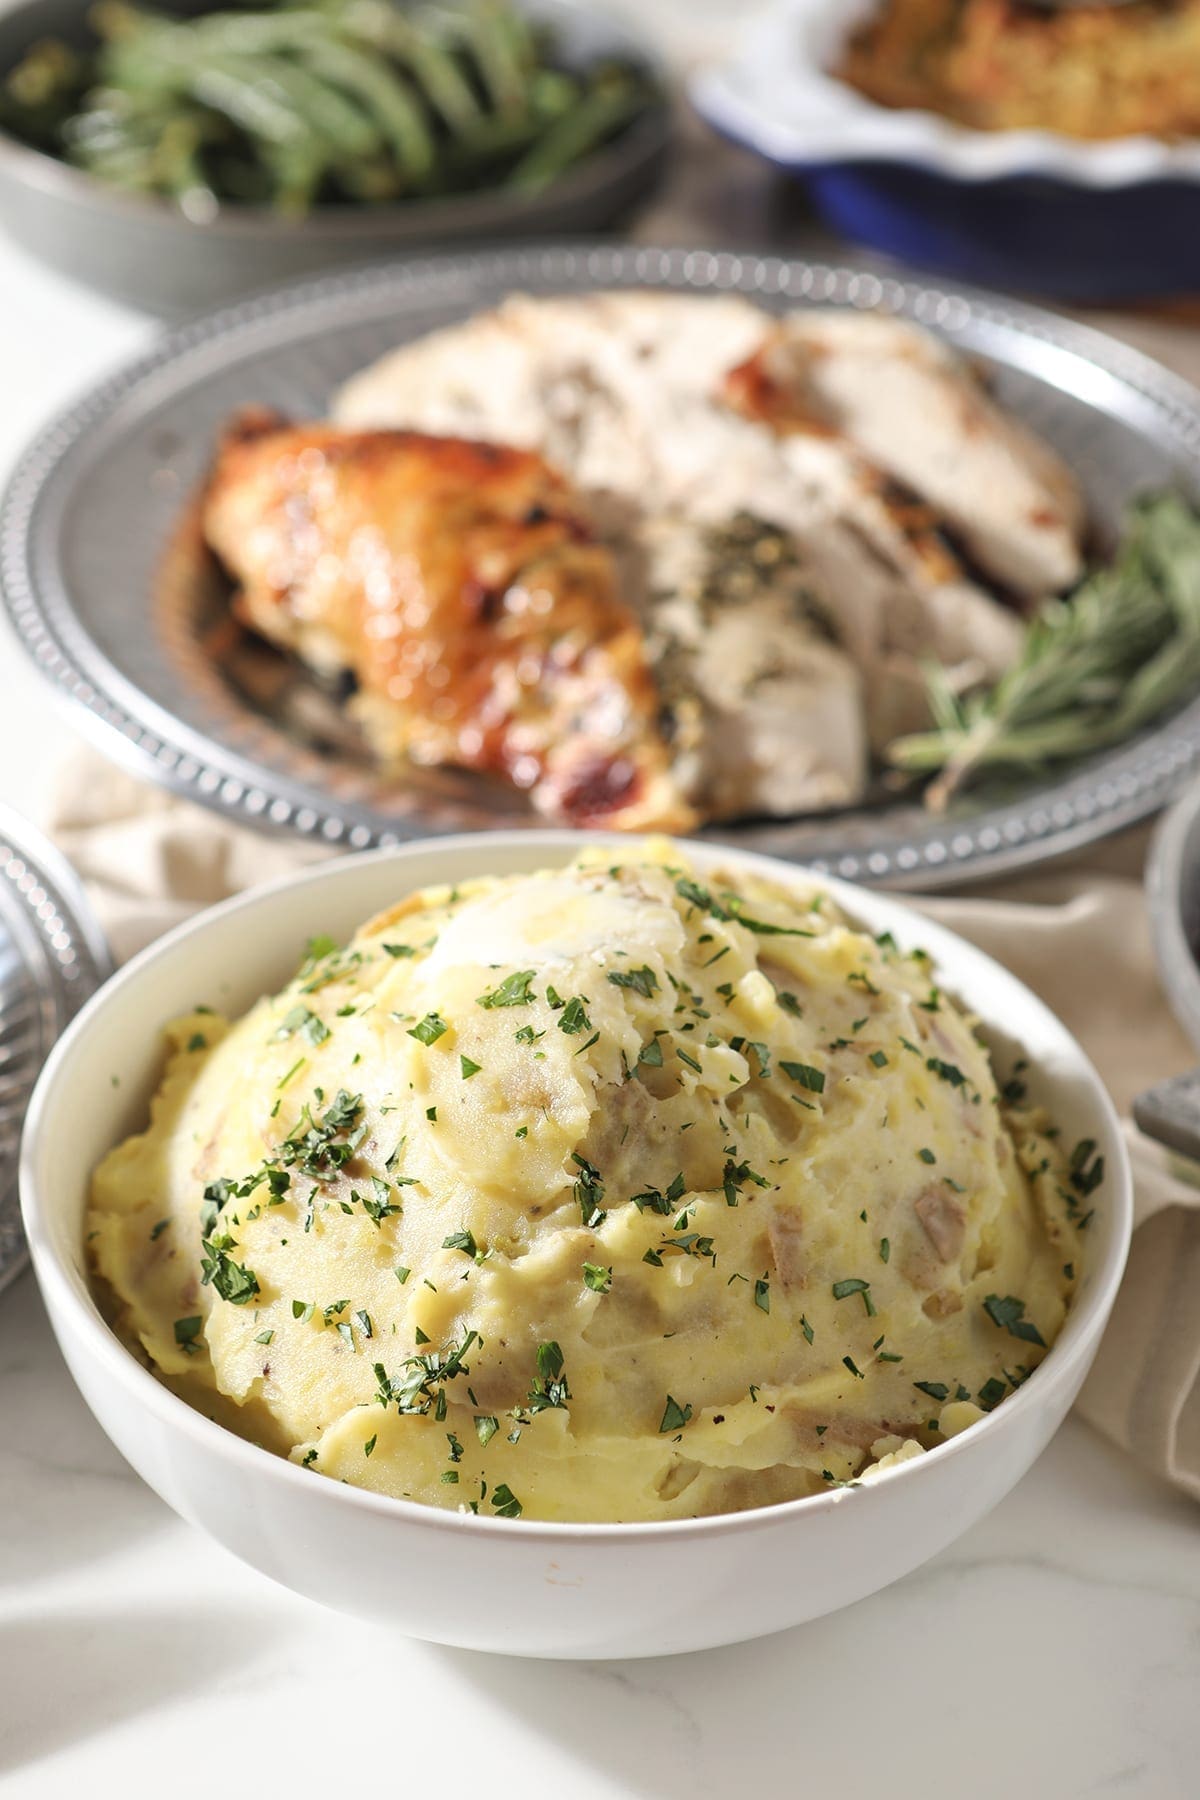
top-left (888, 491), bottom-right (1200, 810)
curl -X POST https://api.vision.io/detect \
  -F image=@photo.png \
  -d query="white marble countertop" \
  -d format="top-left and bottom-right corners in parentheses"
top-left (1, 16), bottom-right (1199, 1789)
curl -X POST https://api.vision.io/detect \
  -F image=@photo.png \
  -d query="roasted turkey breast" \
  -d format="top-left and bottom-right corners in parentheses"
top-left (202, 294), bottom-right (1086, 830)
top-left (202, 411), bottom-right (695, 831)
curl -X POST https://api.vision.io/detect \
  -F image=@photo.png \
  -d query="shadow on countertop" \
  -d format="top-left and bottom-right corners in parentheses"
top-left (0, 1269), bottom-right (169, 1588)
top-left (0, 1608), bottom-right (265, 1775)
top-left (427, 1420), bottom-right (1196, 1799)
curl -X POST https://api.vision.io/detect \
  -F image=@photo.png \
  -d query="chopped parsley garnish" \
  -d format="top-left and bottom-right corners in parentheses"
top-left (926, 1057), bottom-right (967, 1088)
top-left (677, 1046), bottom-right (702, 1073)
top-left (753, 1275), bottom-right (770, 1314)
top-left (186, 1033), bottom-right (207, 1052)
top-left (801, 1314), bottom-right (814, 1344)
top-left (477, 969), bottom-right (537, 1009)
top-left (150, 1218), bottom-right (170, 1241)
top-left (200, 1242), bottom-right (260, 1306)
top-left (572, 1153), bottom-right (606, 1228)
top-left (731, 1037), bottom-right (772, 1078)
top-left (607, 965), bottom-right (659, 998)
top-left (361, 1178), bottom-right (403, 1227)
top-left (460, 1055), bottom-right (482, 1080)
top-left (299, 933), bottom-right (339, 972)
top-left (660, 1231), bottom-right (716, 1263)
top-left (983, 1293), bottom-right (1046, 1348)
top-left (919, 987), bottom-right (941, 1012)
top-left (659, 1395), bottom-right (693, 1433)
top-left (777, 991), bottom-right (803, 1016)
top-left (173, 1316), bottom-right (202, 1354)
top-left (474, 1415), bottom-right (499, 1447)
top-left (443, 1229), bottom-right (481, 1260)
top-left (426, 1106), bottom-right (437, 1122)
top-left (631, 1172), bottom-right (685, 1215)
top-left (372, 1328), bottom-right (479, 1417)
top-left (292, 1300), bottom-right (315, 1321)
top-left (781, 1060), bottom-right (825, 1094)
top-left (674, 877), bottom-right (813, 937)
top-left (879, 1237), bottom-right (890, 1263)
top-left (842, 1356), bottom-right (864, 1379)
top-left (583, 1262), bottom-right (612, 1293)
top-left (869, 1050), bottom-right (889, 1068)
top-left (1069, 1138), bottom-right (1106, 1199)
top-left (273, 1005), bottom-right (331, 1047)
top-left (917, 1147), bottom-right (937, 1164)
top-left (526, 1341), bottom-right (571, 1413)
top-left (637, 1038), bottom-right (664, 1068)
top-left (491, 1484), bottom-right (523, 1519)
top-left (913, 1380), bottom-right (949, 1402)
top-left (978, 1376), bottom-right (1008, 1411)
top-left (832, 1277), bottom-right (876, 1316)
top-left (408, 1012), bottom-right (448, 1046)
top-left (514, 1024), bottom-right (544, 1046)
top-left (394, 1266), bottom-right (411, 1285)
top-left (557, 996), bottom-right (592, 1035)
top-left (382, 942), bottom-right (416, 958)
top-left (722, 1158), bottom-right (769, 1207)
top-left (255, 1329), bottom-right (274, 1345)
top-left (364, 1434), bottom-right (377, 1457)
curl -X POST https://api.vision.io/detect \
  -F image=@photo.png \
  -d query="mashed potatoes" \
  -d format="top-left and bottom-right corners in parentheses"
top-left (88, 846), bottom-right (1089, 1523)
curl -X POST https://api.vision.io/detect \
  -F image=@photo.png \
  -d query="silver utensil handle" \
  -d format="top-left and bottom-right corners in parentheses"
top-left (1134, 1071), bottom-right (1200, 1165)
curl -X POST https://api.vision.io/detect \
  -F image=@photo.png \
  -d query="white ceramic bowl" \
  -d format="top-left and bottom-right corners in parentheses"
top-left (20, 833), bottom-right (1131, 1659)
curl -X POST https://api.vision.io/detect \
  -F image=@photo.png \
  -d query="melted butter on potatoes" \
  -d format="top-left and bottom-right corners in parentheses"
top-left (88, 845), bottom-right (1089, 1522)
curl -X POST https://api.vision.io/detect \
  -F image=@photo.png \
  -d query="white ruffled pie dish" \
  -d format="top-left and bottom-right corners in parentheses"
top-left (692, 0), bottom-right (1200, 188)
top-left (20, 833), bottom-right (1131, 1658)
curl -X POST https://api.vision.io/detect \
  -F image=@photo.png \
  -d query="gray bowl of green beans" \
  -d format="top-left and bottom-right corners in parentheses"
top-left (0, 0), bottom-right (668, 313)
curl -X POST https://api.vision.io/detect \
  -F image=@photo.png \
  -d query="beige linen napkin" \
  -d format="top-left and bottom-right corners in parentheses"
top-left (45, 750), bottom-right (1200, 1499)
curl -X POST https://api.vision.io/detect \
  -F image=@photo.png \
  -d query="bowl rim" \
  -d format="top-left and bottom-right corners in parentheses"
top-left (692, 0), bottom-right (1200, 190)
top-left (20, 829), bottom-right (1134, 1543)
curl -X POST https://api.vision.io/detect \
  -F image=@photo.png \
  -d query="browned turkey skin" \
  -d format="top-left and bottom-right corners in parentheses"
top-left (202, 411), bottom-right (695, 831)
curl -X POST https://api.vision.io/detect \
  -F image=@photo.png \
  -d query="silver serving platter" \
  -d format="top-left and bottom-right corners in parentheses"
top-left (6, 244), bottom-right (1200, 890)
top-left (0, 806), bottom-right (111, 1291)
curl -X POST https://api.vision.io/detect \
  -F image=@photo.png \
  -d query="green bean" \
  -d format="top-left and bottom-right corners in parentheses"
top-left (153, 112), bottom-right (216, 209)
top-left (426, 2), bottom-right (529, 118)
top-left (339, 4), bottom-right (484, 140)
top-left (507, 77), bottom-right (645, 192)
top-left (201, 55), bottom-right (380, 158)
top-left (293, 39), bottom-right (435, 180)
top-left (5, 0), bottom-right (657, 215)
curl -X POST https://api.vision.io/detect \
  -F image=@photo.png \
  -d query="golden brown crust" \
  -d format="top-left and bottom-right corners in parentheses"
top-left (840, 0), bottom-right (1200, 141)
top-left (202, 414), bottom-right (695, 832)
